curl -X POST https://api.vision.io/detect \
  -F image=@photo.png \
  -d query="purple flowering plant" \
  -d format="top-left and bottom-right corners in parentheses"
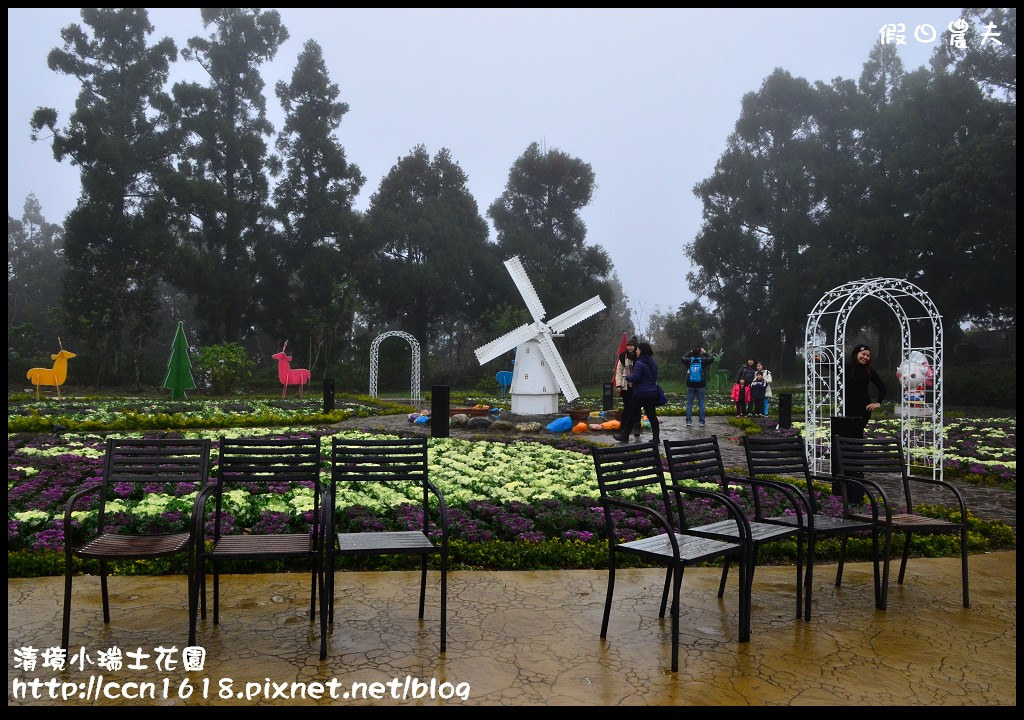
top-left (6, 417), bottom-right (1015, 559)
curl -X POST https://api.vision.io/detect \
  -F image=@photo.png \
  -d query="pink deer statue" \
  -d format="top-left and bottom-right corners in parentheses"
top-left (272, 341), bottom-right (311, 398)
top-left (26, 337), bottom-right (76, 400)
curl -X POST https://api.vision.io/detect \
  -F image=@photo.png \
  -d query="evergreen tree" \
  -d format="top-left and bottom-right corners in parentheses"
top-left (363, 145), bottom-right (496, 376)
top-left (29, 8), bottom-right (177, 385)
top-left (165, 8), bottom-right (289, 344)
top-left (264, 39), bottom-right (366, 375)
top-left (7, 195), bottom-right (66, 378)
top-left (689, 69), bottom-right (826, 372)
top-left (487, 142), bottom-right (612, 311)
top-left (163, 321), bottom-right (196, 400)
top-left (487, 142), bottom-right (614, 380)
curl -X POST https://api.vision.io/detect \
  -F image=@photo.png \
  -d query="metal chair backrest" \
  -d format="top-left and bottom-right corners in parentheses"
top-left (744, 435), bottom-right (819, 513)
top-left (217, 436), bottom-right (321, 539)
top-left (218, 437), bottom-right (321, 483)
top-left (663, 436), bottom-right (727, 489)
top-left (833, 436), bottom-right (911, 508)
top-left (331, 436), bottom-right (430, 531)
top-left (592, 441), bottom-right (690, 530)
top-left (99, 438), bottom-right (211, 532)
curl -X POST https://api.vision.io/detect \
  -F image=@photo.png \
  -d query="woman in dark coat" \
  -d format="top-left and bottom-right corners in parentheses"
top-left (844, 342), bottom-right (887, 436)
top-left (614, 341), bottom-right (660, 443)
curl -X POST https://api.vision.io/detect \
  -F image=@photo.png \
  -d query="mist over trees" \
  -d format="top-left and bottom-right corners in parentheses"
top-left (685, 8), bottom-right (1015, 374)
top-left (12, 8), bottom-right (1015, 389)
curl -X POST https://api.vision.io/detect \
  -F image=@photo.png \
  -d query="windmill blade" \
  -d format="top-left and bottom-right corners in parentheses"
top-left (475, 322), bottom-right (538, 366)
top-left (504, 256), bottom-right (547, 323)
top-left (536, 332), bottom-right (579, 403)
top-left (547, 295), bottom-right (606, 334)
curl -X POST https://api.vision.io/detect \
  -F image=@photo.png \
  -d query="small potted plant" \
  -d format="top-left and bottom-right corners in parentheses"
top-left (563, 399), bottom-right (594, 425)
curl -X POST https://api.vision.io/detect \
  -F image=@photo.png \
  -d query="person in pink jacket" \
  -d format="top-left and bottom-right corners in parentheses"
top-left (731, 377), bottom-right (752, 416)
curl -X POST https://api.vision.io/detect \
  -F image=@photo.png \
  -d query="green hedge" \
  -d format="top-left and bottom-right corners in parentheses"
top-left (944, 361), bottom-right (1015, 408)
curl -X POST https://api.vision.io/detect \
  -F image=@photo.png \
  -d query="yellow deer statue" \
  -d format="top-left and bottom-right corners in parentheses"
top-left (26, 338), bottom-right (76, 400)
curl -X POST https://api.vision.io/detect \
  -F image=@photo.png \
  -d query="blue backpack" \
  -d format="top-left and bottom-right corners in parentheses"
top-left (688, 358), bottom-right (704, 384)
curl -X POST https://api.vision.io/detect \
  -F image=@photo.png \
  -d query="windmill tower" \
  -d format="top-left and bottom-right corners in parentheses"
top-left (475, 256), bottom-right (606, 415)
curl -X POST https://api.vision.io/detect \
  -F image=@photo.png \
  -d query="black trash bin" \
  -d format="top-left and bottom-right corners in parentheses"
top-left (323, 378), bottom-right (335, 413)
top-left (830, 415), bottom-right (865, 503)
top-left (431, 385), bottom-right (450, 438)
top-left (777, 392), bottom-right (793, 428)
top-left (602, 382), bottom-right (615, 411)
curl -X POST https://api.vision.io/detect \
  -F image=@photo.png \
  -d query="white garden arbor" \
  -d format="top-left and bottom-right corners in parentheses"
top-left (804, 278), bottom-right (944, 481)
top-left (369, 331), bottom-right (421, 404)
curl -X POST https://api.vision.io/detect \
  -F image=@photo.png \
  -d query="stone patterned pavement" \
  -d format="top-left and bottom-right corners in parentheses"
top-left (9, 552), bottom-right (1016, 706)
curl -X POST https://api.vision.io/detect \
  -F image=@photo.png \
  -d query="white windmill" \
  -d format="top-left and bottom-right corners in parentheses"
top-left (475, 256), bottom-right (606, 415)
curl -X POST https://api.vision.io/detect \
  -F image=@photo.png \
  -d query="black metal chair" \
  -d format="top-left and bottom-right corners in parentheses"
top-left (61, 438), bottom-right (211, 650)
top-left (744, 435), bottom-right (886, 617)
top-left (195, 437), bottom-right (329, 659)
top-left (832, 435), bottom-right (969, 609)
top-left (664, 436), bottom-right (808, 620)
top-left (328, 437), bottom-right (449, 652)
top-left (591, 441), bottom-right (752, 673)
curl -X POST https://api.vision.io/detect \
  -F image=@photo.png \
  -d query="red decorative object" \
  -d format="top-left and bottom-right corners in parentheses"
top-left (272, 341), bottom-right (311, 398)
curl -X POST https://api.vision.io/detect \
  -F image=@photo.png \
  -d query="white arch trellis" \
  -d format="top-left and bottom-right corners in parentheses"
top-left (805, 278), bottom-right (943, 481)
top-left (369, 331), bottom-right (421, 403)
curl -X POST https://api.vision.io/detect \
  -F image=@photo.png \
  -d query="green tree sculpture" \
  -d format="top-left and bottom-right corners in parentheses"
top-left (163, 321), bottom-right (196, 400)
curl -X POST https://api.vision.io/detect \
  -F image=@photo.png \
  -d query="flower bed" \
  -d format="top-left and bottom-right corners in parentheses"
top-left (8, 423), bottom-right (1014, 576)
top-left (791, 416), bottom-right (1015, 489)
top-left (6, 394), bottom-right (413, 433)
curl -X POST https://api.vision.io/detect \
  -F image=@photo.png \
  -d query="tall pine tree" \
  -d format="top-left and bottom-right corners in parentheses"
top-left (164, 8), bottom-right (289, 344)
top-left (263, 39), bottom-right (366, 374)
top-left (30, 8), bottom-right (177, 385)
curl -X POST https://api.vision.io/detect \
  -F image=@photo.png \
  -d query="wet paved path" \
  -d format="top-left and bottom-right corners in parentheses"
top-left (9, 552), bottom-right (1016, 706)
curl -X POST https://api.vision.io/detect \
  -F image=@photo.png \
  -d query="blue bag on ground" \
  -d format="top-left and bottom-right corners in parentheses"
top-left (546, 416), bottom-right (573, 432)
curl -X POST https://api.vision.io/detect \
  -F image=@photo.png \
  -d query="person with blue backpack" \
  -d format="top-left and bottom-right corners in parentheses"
top-left (682, 346), bottom-right (714, 427)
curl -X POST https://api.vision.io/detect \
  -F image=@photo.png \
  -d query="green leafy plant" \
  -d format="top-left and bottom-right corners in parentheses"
top-left (193, 342), bottom-right (255, 394)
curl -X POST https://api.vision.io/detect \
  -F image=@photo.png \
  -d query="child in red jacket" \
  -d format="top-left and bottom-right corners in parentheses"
top-left (731, 378), bottom-right (752, 416)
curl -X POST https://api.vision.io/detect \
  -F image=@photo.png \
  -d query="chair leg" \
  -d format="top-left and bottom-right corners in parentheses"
top-left (670, 566), bottom-right (684, 673)
top-left (960, 526), bottom-right (970, 608)
top-left (213, 561), bottom-right (221, 625)
top-left (897, 532), bottom-right (913, 585)
top-left (658, 565), bottom-right (672, 618)
top-left (738, 549), bottom-right (751, 643)
top-left (418, 555), bottom-right (428, 620)
top-left (804, 535), bottom-right (815, 621)
top-left (62, 550), bottom-right (75, 651)
top-left (328, 549), bottom-right (335, 626)
top-left (747, 544), bottom-right (760, 597)
top-left (600, 549), bottom-right (616, 639)
top-left (717, 557), bottom-right (731, 599)
top-left (318, 558), bottom-right (328, 660)
top-left (877, 525), bottom-right (890, 611)
top-left (835, 536), bottom-right (848, 588)
top-left (198, 552), bottom-right (207, 620)
top-left (440, 548), bottom-right (448, 653)
top-left (187, 546), bottom-right (198, 647)
top-left (309, 563), bottom-right (317, 621)
top-left (795, 532), bottom-right (804, 620)
top-left (100, 560), bottom-right (110, 624)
